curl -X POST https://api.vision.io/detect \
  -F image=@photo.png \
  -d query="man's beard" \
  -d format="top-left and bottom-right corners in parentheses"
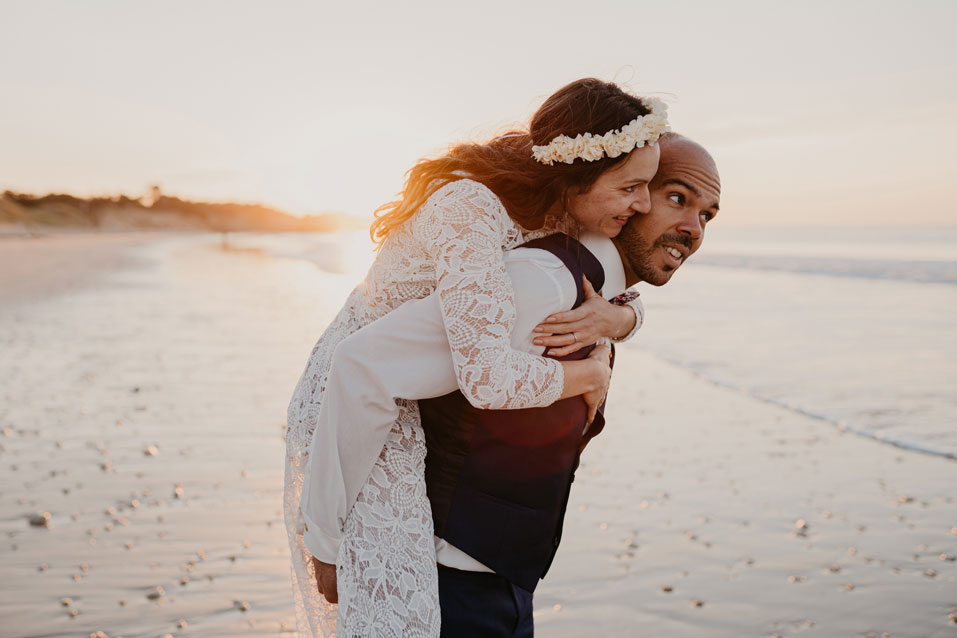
top-left (620, 231), bottom-right (693, 286)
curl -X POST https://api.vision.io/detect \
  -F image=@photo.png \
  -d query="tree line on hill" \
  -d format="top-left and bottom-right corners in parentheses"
top-left (0, 189), bottom-right (366, 233)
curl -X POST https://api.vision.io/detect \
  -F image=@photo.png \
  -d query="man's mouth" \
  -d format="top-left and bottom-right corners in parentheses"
top-left (613, 215), bottom-right (631, 226)
top-left (661, 245), bottom-right (684, 268)
top-left (656, 236), bottom-right (692, 269)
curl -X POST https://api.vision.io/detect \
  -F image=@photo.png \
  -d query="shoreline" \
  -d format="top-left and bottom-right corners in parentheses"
top-left (0, 231), bottom-right (165, 306)
top-left (649, 350), bottom-right (957, 461)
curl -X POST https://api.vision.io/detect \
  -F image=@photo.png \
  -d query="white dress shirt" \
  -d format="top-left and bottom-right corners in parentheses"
top-left (300, 232), bottom-right (633, 571)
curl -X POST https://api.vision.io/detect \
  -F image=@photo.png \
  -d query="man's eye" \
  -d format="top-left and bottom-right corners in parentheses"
top-left (668, 193), bottom-right (684, 205)
top-left (623, 186), bottom-right (635, 193)
top-left (700, 211), bottom-right (715, 223)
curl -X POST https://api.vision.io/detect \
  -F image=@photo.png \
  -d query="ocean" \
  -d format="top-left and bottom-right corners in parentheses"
top-left (634, 225), bottom-right (957, 459)
top-left (243, 225), bottom-right (957, 460)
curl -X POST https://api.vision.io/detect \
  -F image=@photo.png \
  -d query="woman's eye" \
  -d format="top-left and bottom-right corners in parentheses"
top-left (668, 193), bottom-right (684, 205)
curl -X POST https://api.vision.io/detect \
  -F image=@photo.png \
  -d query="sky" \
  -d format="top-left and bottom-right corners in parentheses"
top-left (1, 0), bottom-right (955, 227)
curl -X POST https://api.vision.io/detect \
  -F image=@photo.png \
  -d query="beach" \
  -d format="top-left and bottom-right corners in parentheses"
top-left (1, 231), bottom-right (955, 638)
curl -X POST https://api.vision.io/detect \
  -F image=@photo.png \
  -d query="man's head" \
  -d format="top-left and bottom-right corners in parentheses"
top-left (613, 133), bottom-right (721, 286)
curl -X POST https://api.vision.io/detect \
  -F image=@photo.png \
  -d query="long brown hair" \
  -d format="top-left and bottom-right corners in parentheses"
top-left (370, 78), bottom-right (652, 246)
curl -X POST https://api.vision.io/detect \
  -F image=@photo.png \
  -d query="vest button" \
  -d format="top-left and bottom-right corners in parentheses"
top-left (553, 536), bottom-right (560, 547)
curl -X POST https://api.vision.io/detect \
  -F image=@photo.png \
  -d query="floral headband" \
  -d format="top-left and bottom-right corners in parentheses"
top-left (532, 97), bottom-right (670, 166)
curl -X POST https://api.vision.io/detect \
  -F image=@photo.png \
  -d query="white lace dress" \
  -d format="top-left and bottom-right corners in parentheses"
top-left (284, 179), bottom-right (641, 637)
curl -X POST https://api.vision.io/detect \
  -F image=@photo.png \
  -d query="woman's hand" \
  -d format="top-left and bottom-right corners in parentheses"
top-left (312, 556), bottom-right (338, 604)
top-left (582, 343), bottom-right (612, 424)
top-left (533, 276), bottom-right (637, 356)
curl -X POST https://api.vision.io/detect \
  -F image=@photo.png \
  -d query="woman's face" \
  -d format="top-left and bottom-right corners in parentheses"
top-left (567, 143), bottom-right (661, 237)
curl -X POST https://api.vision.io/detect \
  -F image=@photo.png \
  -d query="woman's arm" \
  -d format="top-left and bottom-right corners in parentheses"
top-left (411, 180), bottom-right (604, 411)
top-left (533, 281), bottom-right (644, 357)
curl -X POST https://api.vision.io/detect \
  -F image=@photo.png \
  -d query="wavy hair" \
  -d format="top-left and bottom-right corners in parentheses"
top-left (370, 78), bottom-right (653, 246)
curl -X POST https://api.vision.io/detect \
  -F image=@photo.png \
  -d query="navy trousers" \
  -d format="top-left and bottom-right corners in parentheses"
top-left (438, 565), bottom-right (534, 637)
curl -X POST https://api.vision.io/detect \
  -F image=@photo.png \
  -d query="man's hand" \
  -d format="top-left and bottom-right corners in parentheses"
top-left (312, 556), bottom-right (338, 604)
top-left (582, 344), bottom-right (612, 424)
top-left (533, 276), bottom-right (636, 356)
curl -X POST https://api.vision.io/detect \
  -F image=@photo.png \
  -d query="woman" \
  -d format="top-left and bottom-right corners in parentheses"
top-left (285, 78), bottom-right (669, 637)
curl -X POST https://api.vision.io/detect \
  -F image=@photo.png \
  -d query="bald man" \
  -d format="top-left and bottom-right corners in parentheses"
top-left (302, 133), bottom-right (721, 632)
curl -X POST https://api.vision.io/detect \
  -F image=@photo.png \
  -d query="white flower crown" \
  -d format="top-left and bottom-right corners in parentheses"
top-left (531, 97), bottom-right (670, 166)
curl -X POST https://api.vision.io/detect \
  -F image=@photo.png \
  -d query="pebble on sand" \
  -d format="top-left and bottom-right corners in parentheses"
top-left (146, 586), bottom-right (165, 600)
top-left (143, 445), bottom-right (159, 457)
top-left (235, 600), bottom-right (250, 612)
top-left (60, 597), bottom-right (72, 606)
top-left (173, 484), bottom-right (184, 499)
top-left (177, 619), bottom-right (188, 628)
top-left (691, 600), bottom-right (705, 607)
top-left (29, 512), bottom-right (52, 528)
top-left (660, 585), bottom-right (673, 593)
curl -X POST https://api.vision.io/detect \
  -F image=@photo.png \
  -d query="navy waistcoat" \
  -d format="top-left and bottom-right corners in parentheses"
top-left (420, 233), bottom-right (613, 592)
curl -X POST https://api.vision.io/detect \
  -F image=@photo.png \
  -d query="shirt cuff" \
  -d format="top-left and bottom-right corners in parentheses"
top-left (301, 508), bottom-right (340, 564)
top-left (610, 295), bottom-right (644, 343)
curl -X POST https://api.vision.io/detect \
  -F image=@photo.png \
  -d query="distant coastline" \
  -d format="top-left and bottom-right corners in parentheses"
top-left (0, 189), bottom-right (369, 235)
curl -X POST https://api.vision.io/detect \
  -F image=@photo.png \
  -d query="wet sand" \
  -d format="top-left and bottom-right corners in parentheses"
top-left (1, 233), bottom-right (955, 637)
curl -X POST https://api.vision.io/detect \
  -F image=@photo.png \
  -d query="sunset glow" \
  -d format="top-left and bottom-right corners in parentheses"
top-left (1, 0), bottom-right (955, 226)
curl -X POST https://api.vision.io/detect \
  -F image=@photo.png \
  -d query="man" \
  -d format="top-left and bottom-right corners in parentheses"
top-left (302, 133), bottom-right (721, 634)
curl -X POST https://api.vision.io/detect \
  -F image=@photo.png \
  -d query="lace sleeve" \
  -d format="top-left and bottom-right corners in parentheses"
top-left (411, 179), bottom-right (564, 410)
top-left (610, 289), bottom-right (644, 343)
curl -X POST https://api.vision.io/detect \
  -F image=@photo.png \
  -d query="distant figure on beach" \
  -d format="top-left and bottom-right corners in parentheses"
top-left (285, 79), bottom-right (714, 636)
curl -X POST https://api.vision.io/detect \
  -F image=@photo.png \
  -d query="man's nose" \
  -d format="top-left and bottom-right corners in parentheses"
top-left (631, 185), bottom-right (652, 214)
top-left (676, 208), bottom-right (703, 240)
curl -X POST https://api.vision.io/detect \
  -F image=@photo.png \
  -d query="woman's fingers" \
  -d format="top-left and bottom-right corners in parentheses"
top-left (534, 329), bottom-right (589, 346)
top-left (535, 323), bottom-right (583, 338)
top-left (538, 305), bottom-right (588, 328)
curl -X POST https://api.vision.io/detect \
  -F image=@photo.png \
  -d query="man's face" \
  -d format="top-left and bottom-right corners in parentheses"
top-left (615, 137), bottom-right (721, 286)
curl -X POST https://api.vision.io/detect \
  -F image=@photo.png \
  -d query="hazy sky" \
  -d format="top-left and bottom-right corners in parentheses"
top-left (2, 0), bottom-right (955, 226)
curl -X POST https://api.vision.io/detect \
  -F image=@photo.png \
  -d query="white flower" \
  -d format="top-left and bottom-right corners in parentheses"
top-left (641, 96), bottom-right (668, 114)
top-left (531, 96), bottom-right (671, 165)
